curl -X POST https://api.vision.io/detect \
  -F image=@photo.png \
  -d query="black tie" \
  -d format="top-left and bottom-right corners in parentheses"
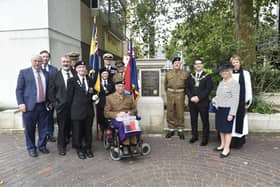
top-left (66, 72), bottom-right (70, 79)
top-left (82, 77), bottom-right (86, 91)
top-left (104, 80), bottom-right (108, 87)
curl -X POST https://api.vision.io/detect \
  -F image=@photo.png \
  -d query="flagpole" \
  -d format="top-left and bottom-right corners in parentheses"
top-left (93, 15), bottom-right (100, 141)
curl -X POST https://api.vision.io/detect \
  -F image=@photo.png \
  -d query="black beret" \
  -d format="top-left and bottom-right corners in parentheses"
top-left (218, 64), bottom-right (234, 72)
top-left (99, 67), bottom-right (109, 74)
top-left (172, 57), bottom-right (181, 64)
top-left (74, 61), bottom-right (86, 68)
top-left (115, 80), bottom-right (125, 85)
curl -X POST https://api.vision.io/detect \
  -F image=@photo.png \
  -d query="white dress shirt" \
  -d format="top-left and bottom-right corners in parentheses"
top-left (77, 74), bottom-right (88, 91)
top-left (61, 69), bottom-right (73, 88)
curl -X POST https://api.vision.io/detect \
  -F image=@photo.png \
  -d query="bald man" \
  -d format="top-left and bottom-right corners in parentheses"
top-left (16, 54), bottom-right (50, 157)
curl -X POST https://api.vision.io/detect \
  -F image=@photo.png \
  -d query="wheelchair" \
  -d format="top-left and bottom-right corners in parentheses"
top-left (102, 117), bottom-right (151, 161)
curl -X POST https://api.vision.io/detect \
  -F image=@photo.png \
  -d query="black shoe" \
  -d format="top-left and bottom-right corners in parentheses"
top-left (220, 151), bottom-right (230, 158)
top-left (48, 136), bottom-right (56, 142)
top-left (130, 146), bottom-right (138, 154)
top-left (189, 137), bottom-right (198, 143)
top-left (165, 131), bottom-right (175, 138)
top-left (28, 151), bottom-right (38, 157)
top-left (178, 132), bottom-right (185, 140)
top-left (39, 148), bottom-right (50, 154)
top-left (122, 146), bottom-right (129, 155)
top-left (200, 140), bottom-right (208, 146)
top-left (85, 150), bottom-right (94, 158)
top-left (77, 151), bottom-right (86, 159)
top-left (58, 148), bottom-right (66, 156)
top-left (213, 147), bottom-right (224, 152)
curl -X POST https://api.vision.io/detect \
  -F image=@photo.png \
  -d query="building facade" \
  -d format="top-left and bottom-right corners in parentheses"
top-left (0, 0), bottom-right (126, 109)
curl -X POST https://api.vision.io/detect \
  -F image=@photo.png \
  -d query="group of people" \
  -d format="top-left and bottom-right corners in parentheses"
top-left (16, 51), bottom-right (132, 159)
top-left (16, 50), bottom-right (252, 160)
top-left (165, 55), bottom-right (252, 158)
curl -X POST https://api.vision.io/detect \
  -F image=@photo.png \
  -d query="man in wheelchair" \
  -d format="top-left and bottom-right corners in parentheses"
top-left (104, 80), bottom-right (138, 155)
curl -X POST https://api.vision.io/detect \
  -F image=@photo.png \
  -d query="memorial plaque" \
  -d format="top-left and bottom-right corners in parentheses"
top-left (141, 70), bottom-right (160, 96)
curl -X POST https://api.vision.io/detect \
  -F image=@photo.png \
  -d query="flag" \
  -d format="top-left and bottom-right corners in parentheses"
top-left (89, 19), bottom-right (100, 93)
top-left (125, 39), bottom-right (139, 100)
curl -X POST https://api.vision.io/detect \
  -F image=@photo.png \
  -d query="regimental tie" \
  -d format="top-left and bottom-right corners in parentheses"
top-left (82, 77), bottom-right (86, 92)
top-left (66, 72), bottom-right (70, 79)
top-left (37, 70), bottom-right (45, 102)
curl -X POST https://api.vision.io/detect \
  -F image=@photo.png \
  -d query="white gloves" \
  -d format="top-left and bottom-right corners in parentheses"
top-left (92, 94), bottom-right (99, 104)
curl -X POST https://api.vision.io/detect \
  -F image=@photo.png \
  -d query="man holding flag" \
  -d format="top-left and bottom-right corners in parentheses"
top-left (88, 17), bottom-right (104, 140)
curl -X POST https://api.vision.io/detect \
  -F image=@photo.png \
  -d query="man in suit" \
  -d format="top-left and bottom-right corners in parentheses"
top-left (186, 58), bottom-right (212, 146)
top-left (16, 54), bottom-right (50, 157)
top-left (113, 61), bottom-right (125, 83)
top-left (104, 80), bottom-right (138, 154)
top-left (40, 50), bottom-right (58, 142)
top-left (97, 68), bottom-right (115, 140)
top-left (103, 53), bottom-right (117, 80)
top-left (67, 61), bottom-right (96, 159)
top-left (48, 56), bottom-right (73, 156)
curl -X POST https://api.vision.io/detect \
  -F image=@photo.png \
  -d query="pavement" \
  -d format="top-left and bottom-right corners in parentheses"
top-left (0, 132), bottom-right (279, 187)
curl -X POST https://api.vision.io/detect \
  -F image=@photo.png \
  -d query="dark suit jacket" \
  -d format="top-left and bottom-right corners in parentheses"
top-left (16, 67), bottom-right (49, 111)
top-left (98, 79), bottom-right (115, 109)
top-left (67, 75), bottom-right (96, 120)
top-left (102, 66), bottom-right (117, 81)
top-left (185, 71), bottom-right (212, 107)
top-left (48, 70), bottom-right (69, 114)
top-left (48, 64), bottom-right (58, 74)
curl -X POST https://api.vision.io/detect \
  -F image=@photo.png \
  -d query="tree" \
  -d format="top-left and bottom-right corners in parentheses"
top-left (234, 0), bottom-right (256, 67)
top-left (126, 0), bottom-right (157, 58)
top-left (164, 0), bottom-right (236, 67)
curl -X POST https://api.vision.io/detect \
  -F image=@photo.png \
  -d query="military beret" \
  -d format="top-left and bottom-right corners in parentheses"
top-left (74, 61), bottom-right (86, 68)
top-left (99, 67), bottom-right (109, 74)
top-left (103, 53), bottom-right (114, 60)
top-left (172, 57), bottom-right (181, 64)
top-left (115, 80), bottom-right (125, 85)
top-left (67, 52), bottom-right (80, 60)
top-left (218, 64), bottom-right (234, 72)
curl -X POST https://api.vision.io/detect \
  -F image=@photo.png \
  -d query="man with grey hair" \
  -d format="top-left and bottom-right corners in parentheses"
top-left (16, 54), bottom-right (50, 157)
top-left (48, 56), bottom-right (74, 156)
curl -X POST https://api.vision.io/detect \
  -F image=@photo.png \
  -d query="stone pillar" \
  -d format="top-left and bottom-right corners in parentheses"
top-left (137, 69), bottom-right (164, 133)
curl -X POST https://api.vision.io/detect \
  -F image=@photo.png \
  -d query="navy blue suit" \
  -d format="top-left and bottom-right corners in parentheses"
top-left (16, 67), bottom-right (49, 152)
top-left (45, 64), bottom-right (58, 137)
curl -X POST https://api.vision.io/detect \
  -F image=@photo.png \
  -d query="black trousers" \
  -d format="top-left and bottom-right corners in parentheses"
top-left (189, 102), bottom-right (210, 140)
top-left (56, 109), bottom-right (71, 150)
top-left (97, 106), bottom-right (109, 132)
top-left (72, 115), bottom-right (93, 152)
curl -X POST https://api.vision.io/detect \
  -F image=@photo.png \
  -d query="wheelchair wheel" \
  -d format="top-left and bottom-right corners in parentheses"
top-left (103, 136), bottom-right (111, 150)
top-left (141, 143), bottom-right (151, 156)
top-left (110, 148), bottom-right (121, 161)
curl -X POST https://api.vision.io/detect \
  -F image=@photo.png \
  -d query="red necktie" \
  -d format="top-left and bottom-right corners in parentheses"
top-left (37, 71), bottom-right (45, 102)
